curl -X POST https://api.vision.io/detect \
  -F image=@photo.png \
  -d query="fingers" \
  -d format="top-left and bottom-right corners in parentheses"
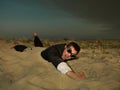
top-left (77, 72), bottom-right (86, 79)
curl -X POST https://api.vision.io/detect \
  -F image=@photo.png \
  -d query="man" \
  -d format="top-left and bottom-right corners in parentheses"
top-left (33, 32), bottom-right (43, 47)
top-left (41, 42), bottom-right (86, 79)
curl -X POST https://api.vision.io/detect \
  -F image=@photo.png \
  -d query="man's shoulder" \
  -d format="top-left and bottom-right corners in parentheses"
top-left (52, 43), bottom-right (66, 47)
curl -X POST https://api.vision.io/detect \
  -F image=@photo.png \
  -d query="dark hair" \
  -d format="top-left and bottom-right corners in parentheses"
top-left (66, 42), bottom-right (80, 53)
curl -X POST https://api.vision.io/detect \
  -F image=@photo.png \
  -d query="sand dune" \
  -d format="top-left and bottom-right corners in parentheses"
top-left (0, 39), bottom-right (120, 90)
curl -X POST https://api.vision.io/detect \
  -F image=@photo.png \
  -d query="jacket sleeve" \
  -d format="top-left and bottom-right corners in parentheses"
top-left (47, 48), bottom-right (63, 68)
top-left (47, 48), bottom-right (72, 74)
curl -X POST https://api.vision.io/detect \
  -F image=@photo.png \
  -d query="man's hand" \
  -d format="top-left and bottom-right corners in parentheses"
top-left (66, 71), bottom-right (86, 79)
top-left (76, 72), bottom-right (86, 79)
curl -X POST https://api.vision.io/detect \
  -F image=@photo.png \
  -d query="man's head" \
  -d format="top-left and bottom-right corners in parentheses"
top-left (62, 42), bottom-right (80, 60)
top-left (33, 32), bottom-right (38, 37)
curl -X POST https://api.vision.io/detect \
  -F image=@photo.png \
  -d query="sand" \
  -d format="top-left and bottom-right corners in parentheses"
top-left (0, 39), bottom-right (120, 90)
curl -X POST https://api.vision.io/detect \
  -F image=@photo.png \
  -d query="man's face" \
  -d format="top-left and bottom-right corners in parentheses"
top-left (62, 46), bottom-right (78, 60)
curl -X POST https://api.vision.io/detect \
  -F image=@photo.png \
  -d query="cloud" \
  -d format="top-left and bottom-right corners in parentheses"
top-left (22, 0), bottom-right (120, 31)
top-left (12, 0), bottom-right (120, 24)
top-left (1, 0), bottom-right (120, 39)
top-left (52, 1), bottom-right (119, 22)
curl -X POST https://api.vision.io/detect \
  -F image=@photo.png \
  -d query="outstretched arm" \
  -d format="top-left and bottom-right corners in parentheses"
top-left (57, 62), bottom-right (86, 79)
top-left (66, 71), bottom-right (86, 79)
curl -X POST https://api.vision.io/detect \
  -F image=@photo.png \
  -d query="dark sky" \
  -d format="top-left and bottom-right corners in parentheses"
top-left (0, 0), bottom-right (120, 40)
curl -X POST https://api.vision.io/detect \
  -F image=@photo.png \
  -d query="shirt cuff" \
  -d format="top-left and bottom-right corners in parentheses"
top-left (57, 62), bottom-right (72, 74)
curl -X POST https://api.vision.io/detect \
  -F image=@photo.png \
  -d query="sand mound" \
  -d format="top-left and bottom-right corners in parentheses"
top-left (0, 40), bottom-right (120, 90)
